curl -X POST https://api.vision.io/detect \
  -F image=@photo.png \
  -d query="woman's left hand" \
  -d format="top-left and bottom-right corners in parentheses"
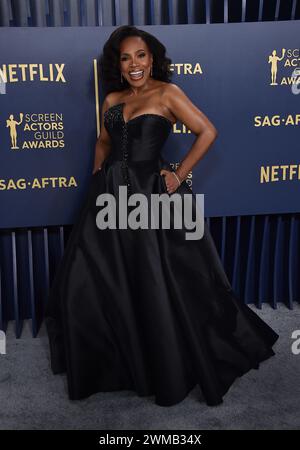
top-left (160, 169), bottom-right (181, 194)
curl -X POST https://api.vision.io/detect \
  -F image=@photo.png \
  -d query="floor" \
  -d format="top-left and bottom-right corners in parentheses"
top-left (0, 303), bottom-right (299, 430)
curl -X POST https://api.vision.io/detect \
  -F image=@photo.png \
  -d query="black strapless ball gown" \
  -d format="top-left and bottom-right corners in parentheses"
top-left (45, 102), bottom-right (279, 407)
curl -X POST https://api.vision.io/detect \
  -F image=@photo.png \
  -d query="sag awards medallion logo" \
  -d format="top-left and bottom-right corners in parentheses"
top-left (268, 48), bottom-right (286, 85)
top-left (6, 113), bottom-right (23, 149)
top-left (267, 48), bottom-right (300, 93)
top-left (5, 112), bottom-right (65, 150)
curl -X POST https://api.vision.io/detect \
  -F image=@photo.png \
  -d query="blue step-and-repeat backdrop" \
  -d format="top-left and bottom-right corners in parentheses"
top-left (0, 22), bottom-right (299, 228)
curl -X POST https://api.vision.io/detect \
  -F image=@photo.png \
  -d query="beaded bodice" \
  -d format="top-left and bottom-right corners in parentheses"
top-left (104, 102), bottom-right (173, 196)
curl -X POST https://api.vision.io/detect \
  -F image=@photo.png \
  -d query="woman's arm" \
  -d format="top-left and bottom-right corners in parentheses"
top-left (163, 83), bottom-right (218, 184)
top-left (92, 95), bottom-right (112, 174)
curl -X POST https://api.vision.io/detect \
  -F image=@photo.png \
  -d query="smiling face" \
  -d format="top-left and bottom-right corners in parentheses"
top-left (119, 36), bottom-right (153, 86)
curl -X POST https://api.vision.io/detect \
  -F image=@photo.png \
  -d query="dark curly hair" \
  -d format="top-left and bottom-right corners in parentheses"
top-left (98, 25), bottom-right (173, 96)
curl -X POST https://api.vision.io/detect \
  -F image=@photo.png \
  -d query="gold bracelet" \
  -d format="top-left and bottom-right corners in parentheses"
top-left (172, 172), bottom-right (181, 187)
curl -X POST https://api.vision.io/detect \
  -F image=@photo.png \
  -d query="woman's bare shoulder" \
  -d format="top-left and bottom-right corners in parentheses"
top-left (104, 90), bottom-right (129, 109)
top-left (160, 82), bottom-right (186, 110)
top-left (162, 81), bottom-right (184, 96)
top-left (155, 80), bottom-right (177, 95)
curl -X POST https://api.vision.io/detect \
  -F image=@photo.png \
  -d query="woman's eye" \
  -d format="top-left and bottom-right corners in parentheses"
top-left (120, 53), bottom-right (145, 62)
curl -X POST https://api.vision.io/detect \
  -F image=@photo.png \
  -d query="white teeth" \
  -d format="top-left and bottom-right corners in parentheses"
top-left (129, 70), bottom-right (144, 81)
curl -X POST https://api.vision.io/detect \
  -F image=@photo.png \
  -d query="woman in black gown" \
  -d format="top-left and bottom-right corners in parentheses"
top-left (45, 25), bottom-right (279, 407)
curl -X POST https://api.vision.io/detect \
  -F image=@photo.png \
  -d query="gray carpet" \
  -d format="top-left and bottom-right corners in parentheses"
top-left (0, 303), bottom-right (299, 430)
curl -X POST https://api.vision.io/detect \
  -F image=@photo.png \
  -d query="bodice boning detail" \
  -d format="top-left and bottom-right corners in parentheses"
top-left (121, 120), bottom-right (131, 197)
top-left (104, 102), bottom-right (173, 192)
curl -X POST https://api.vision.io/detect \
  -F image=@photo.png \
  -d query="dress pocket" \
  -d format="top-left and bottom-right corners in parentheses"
top-left (160, 173), bottom-right (168, 193)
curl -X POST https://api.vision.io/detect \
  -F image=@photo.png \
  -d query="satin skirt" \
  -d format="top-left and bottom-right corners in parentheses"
top-left (45, 156), bottom-right (279, 406)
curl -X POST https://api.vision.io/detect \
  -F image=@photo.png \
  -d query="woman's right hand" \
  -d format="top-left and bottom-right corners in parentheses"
top-left (92, 166), bottom-right (102, 175)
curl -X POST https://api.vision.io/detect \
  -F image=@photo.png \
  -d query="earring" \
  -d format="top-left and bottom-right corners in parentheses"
top-left (150, 65), bottom-right (153, 76)
top-left (120, 72), bottom-right (123, 83)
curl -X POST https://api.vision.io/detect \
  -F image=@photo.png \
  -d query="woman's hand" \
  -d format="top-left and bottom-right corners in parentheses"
top-left (160, 169), bottom-right (182, 194)
top-left (92, 166), bottom-right (102, 175)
